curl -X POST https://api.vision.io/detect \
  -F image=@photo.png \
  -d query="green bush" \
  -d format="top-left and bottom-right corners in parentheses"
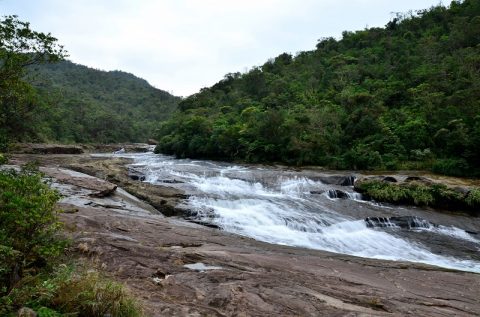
top-left (0, 166), bottom-right (65, 297)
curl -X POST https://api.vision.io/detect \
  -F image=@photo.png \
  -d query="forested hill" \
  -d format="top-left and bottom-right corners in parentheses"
top-left (27, 61), bottom-right (180, 143)
top-left (156, 0), bottom-right (480, 176)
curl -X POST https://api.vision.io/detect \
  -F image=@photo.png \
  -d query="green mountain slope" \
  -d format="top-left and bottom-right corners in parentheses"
top-left (28, 61), bottom-right (180, 143)
top-left (156, 0), bottom-right (480, 176)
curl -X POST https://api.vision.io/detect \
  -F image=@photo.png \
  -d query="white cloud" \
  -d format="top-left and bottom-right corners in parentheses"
top-left (2, 0), bottom-right (445, 96)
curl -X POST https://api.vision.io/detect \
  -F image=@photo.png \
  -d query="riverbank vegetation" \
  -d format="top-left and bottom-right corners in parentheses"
top-left (155, 0), bottom-right (480, 177)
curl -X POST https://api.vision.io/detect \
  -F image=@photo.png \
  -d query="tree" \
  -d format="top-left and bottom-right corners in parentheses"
top-left (0, 15), bottom-right (67, 145)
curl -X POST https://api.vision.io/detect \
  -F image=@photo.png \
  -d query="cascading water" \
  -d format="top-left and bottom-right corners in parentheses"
top-left (102, 151), bottom-right (480, 273)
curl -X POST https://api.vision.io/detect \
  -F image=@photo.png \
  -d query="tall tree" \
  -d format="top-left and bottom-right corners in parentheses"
top-left (0, 15), bottom-right (66, 148)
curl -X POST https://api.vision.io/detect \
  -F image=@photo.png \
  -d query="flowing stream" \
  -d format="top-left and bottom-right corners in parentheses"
top-left (104, 151), bottom-right (480, 273)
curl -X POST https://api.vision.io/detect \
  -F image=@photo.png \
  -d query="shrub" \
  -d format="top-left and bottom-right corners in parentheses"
top-left (0, 165), bottom-right (65, 296)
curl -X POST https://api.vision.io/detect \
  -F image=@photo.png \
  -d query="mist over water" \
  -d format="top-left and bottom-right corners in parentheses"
top-left (106, 152), bottom-right (480, 273)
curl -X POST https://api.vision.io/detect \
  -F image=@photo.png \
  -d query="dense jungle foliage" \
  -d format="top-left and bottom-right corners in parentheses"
top-left (156, 0), bottom-right (480, 176)
top-left (27, 61), bottom-right (179, 143)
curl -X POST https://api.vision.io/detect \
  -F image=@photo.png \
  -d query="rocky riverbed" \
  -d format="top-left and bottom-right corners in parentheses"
top-left (8, 149), bottom-right (480, 316)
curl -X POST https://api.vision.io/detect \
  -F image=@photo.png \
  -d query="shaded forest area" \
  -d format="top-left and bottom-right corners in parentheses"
top-left (156, 0), bottom-right (480, 176)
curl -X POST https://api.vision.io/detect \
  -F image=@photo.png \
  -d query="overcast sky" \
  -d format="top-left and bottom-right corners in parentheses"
top-left (2, 0), bottom-right (444, 96)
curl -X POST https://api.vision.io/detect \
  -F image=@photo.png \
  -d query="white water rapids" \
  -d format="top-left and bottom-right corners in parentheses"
top-left (103, 152), bottom-right (480, 273)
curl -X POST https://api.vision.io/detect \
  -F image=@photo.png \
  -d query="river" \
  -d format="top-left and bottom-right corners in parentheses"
top-left (103, 151), bottom-right (480, 273)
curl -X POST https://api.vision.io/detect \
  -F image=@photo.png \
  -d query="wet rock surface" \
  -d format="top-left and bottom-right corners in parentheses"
top-left (9, 153), bottom-right (480, 316)
top-left (365, 216), bottom-right (435, 229)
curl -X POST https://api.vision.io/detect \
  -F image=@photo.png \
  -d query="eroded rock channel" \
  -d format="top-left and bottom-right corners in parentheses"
top-left (10, 149), bottom-right (480, 316)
